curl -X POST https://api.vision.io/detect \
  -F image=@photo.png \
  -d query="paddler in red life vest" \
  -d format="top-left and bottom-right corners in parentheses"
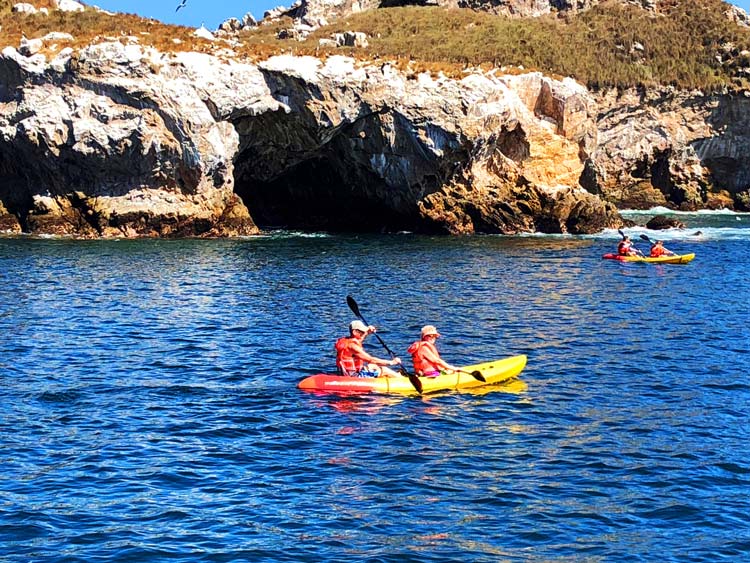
top-left (617, 235), bottom-right (639, 256)
top-left (649, 240), bottom-right (675, 257)
top-left (335, 320), bottom-right (402, 378)
top-left (407, 325), bottom-right (459, 377)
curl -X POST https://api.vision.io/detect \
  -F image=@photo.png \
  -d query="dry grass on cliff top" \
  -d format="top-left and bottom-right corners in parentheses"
top-left (306, 0), bottom-right (750, 91)
top-left (1, 0), bottom-right (750, 91)
top-left (0, 0), bottom-right (221, 56)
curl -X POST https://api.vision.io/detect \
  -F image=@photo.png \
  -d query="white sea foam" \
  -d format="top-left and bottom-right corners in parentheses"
top-left (605, 226), bottom-right (750, 241)
top-left (620, 207), bottom-right (750, 216)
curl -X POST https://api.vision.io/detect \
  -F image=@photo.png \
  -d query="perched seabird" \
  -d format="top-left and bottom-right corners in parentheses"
top-left (175, 0), bottom-right (187, 12)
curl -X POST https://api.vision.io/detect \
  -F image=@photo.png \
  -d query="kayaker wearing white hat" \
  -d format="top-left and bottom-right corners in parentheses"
top-left (335, 320), bottom-right (402, 378)
top-left (617, 235), bottom-right (640, 256)
top-left (407, 325), bottom-right (458, 377)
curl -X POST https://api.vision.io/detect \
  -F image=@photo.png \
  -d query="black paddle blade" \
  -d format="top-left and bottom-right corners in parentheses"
top-left (639, 234), bottom-right (653, 243)
top-left (407, 372), bottom-right (423, 394)
top-left (618, 229), bottom-right (626, 240)
top-left (471, 370), bottom-right (486, 382)
top-left (346, 295), bottom-right (360, 317)
top-left (396, 366), bottom-right (422, 394)
top-left (457, 369), bottom-right (487, 382)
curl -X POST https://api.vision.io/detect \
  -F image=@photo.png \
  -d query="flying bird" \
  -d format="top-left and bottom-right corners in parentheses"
top-left (175, 0), bottom-right (187, 12)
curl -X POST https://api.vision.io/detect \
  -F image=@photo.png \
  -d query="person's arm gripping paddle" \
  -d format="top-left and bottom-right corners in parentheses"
top-left (346, 295), bottom-right (423, 394)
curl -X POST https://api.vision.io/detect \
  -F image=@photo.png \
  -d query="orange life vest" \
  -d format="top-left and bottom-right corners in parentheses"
top-left (408, 340), bottom-right (440, 375)
top-left (650, 245), bottom-right (665, 257)
top-left (335, 337), bottom-right (363, 375)
top-left (618, 241), bottom-right (632, 255)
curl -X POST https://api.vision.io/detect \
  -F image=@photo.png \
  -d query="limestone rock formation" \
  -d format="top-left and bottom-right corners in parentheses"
top-left (0, 43), bottom-right (265, 237)
top-left (0, 39), bottom-right (619, 237)
top-left (591, 88), bottom-right (750, 211)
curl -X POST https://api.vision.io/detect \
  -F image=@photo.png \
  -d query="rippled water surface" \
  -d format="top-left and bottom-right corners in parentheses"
top-left (2, 219), bottom-right (749, 562)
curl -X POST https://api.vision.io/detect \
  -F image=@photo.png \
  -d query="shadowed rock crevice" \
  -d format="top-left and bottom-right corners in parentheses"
top-left (236, 157), bottom-right (415, 232)
top-left (231, 113), bottom-right (449, 232)
top-left (230, 87), bottom-right (460, 232)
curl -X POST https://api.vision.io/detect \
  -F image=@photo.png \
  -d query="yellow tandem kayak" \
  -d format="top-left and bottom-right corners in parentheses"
top-left (298, 354), bottom-right (527, 395)
top-left (602, 252), bottom-right (695, 264)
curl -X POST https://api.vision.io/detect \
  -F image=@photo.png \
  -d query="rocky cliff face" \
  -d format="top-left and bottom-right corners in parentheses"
top-left (590, 88), bottom-right (750, 211)
top-left (0, 42), bottom-right (263, 237)
top-left (0, 41), bottom-right (620, 237)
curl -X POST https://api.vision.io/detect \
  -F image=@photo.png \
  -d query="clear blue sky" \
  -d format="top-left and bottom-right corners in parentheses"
top-left (89, 0), bottom-right (750, 30)
top-left (89, 0), bottom-right (283, 29)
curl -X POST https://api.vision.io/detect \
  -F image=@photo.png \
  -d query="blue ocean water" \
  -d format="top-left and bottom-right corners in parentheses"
top-left (1, 211), bottom-right (749, 562)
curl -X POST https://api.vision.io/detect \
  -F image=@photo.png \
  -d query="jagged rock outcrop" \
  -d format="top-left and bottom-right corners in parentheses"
top-left (237, 57), bottom-right (617, 234)
top-left (0, 43), bottom-right (264, 237)
top-left (0, 40), bottom-right (620, 237)
top-left (591, 88), bottom-right (750, 211)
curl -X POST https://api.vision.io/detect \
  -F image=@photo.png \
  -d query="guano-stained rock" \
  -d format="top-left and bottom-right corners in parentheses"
top-left (0, 42), bottom-right (619, 237)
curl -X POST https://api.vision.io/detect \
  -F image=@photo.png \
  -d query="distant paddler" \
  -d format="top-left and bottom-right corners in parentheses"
top-left (648, 239), bottom-right (675, 257)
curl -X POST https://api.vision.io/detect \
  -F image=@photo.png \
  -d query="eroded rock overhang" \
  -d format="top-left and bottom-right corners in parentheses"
top-left (229, 54), bottom-right (622, 235)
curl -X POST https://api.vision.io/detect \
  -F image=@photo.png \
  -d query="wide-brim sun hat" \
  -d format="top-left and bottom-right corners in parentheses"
top-left (421, 325), bottom-right (440, 338)
top-left (350, 320), bottom-right (369, 333)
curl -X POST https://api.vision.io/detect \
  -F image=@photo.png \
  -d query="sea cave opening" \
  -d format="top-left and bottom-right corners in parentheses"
top-left (233, 156), bottom-right (414, 233)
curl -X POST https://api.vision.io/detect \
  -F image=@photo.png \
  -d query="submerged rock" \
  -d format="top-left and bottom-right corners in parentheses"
top-left (646, 215), bottom-right (686, 230)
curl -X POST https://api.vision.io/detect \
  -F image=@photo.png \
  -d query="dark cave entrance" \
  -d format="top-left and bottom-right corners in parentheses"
top-left (234, 156), bottom-right (415, 233)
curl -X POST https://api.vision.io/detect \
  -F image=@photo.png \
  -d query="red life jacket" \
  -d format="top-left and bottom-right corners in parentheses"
top-left (335, 337), bottom-right (363, 375)
top-left (408, 340), bottom-right (440, 375)
top-left (618, 241), bottom-right (631, 255)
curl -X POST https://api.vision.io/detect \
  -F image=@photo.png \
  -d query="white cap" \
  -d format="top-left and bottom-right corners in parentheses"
top-left (350, 320), bottom-right (368, 334)
top-left (421, 325), bottom-right (440, 338)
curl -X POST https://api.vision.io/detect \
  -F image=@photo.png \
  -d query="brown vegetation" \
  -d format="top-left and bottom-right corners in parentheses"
top-left (0, 0), bottom-right (215, 55)
top-left (1, 0), bottom-right (749, 90)
top-left (309, 0), bottom-right (750, 90)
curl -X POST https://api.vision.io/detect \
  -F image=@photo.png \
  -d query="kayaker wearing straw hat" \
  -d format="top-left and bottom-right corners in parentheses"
top-left (335, 320), bottom-right (402, 378)
top-left (407, 325), bottom-right (459, 377)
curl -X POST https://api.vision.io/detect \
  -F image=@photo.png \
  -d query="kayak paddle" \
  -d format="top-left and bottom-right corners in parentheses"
top-left (617, 228), bottom-right (645, 256)
top-left (345, 295), bottom-right (423, 394)
top-left (457, 368), bottom-right (486, 382)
